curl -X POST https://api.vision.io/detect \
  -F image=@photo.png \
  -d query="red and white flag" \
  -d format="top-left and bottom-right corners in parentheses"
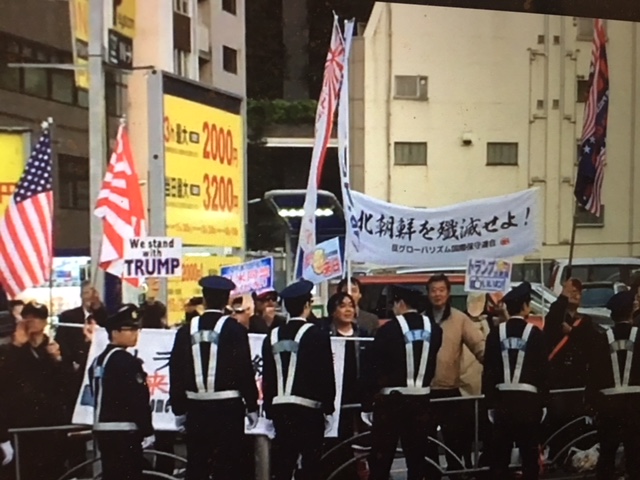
top-left (0, 127), bottom-right (53, 298)
top-left (295, 15), bottom-right (346, 275)
top-left (94, 123), bottom-right (146, 286)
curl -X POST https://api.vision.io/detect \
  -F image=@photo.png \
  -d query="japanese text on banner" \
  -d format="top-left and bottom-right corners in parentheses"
top-left (163, 94), bottom-right (244, 247)
top-left (345, 188), bottom-right (540, 267)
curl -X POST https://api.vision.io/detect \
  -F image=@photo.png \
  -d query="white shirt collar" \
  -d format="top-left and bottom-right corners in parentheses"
top-left (287, 317), bottom-right (307, 323)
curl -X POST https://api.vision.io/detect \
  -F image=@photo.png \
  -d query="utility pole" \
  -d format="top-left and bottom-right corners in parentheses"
top-left (88, 0), bottom-right (106, 296)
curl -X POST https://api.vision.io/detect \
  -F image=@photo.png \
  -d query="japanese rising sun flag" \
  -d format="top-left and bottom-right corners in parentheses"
top-left (94, 123), bottom-right (146, 286)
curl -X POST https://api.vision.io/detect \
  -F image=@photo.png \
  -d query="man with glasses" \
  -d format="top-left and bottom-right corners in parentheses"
top-left (249, 289), bottom-right (286, 334)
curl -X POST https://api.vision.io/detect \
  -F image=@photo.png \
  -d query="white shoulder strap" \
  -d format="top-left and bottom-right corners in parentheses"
top-left (397, 314), bottom-right (432, 388)
top-left (285, 323), bottom-right (314, 396)
top-left (271, 323), bottom-right (314, 397)
top-left (93, 348), bottom-right (123, 424)
top-left (396, 315), bottom-right (414, 387)
top-left (513, 323), bottom-right (533, 384)
top-left (192, 315), bottom-right (230, 393)
top-left (415, 315), bottom-right (432, 388)
top-left (608, 327), bottom-right (638, 388)
top-left (499, 322), bottom-right (533, 385)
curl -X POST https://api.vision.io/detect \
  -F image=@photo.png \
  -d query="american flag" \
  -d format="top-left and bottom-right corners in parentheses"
top-left (574, 19), bottom-right (609, 217)
top-left (0, 129), bottom-right (53, 298)
top-left (94, 123), bottom-right (146, 286)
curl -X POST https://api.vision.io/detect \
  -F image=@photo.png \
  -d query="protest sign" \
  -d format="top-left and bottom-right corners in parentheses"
top-left (72, 328), bottom-right (346, 437)
top-left (221, 257), bottom-right (274, 296)
top-left (344, 188), bottom-right (540, 267)
top-left (302, 237), bottom-right (343, 284)
top-left (464, 258), bottom-right (513, 293)
top-left (123, 237), bottom-right (183, 278)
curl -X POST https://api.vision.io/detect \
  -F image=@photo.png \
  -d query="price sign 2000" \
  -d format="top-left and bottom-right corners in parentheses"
top-left (203, 174), bottom-right (238, 212)
top-left (202, 122), bottom-right (238, 165)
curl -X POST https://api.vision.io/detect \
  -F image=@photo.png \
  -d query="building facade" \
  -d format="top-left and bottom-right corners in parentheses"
top-left (350, 3), bottom-right (640, 259)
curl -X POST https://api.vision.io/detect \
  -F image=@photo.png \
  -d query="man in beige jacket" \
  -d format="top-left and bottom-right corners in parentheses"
top-left (424, 275), bottom-right (485, 479)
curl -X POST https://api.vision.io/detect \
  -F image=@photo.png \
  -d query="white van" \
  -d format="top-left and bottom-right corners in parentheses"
top-left (547, 257), bottom-right (640, 295)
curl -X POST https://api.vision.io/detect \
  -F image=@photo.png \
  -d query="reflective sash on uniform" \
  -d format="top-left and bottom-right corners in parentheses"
top-left (497, 322), bottom-right (538, 394)
top-left (187, 315), bottom-right (241, 401)
top-left (92, 348), bottom-right (138, 432)
top-left (601, 327), bottom-right (640, 396)
top-left (380, 315), bottom-right (432, 396)
top-left (271, 323), bottom-right (321, 409)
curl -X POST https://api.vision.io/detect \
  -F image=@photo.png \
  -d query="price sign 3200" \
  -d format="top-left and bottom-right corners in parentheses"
top-left (202, 174), bottom-right (238, 212)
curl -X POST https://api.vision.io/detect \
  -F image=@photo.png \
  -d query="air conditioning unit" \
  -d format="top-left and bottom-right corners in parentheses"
top-left (197, 23), bottom-right (211, 58)
top-left (394, 75), bottom-right (428, 101)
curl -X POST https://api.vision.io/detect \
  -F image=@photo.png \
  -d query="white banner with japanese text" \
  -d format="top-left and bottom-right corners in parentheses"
top-left (72, 328), bottom-right (346, 437)
top-left (345, 188), bottom-right (540, 267)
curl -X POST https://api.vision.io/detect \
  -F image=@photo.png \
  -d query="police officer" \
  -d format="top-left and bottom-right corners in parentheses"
top-left (482, 282), bottom-right (549, 480)
top-left (261, 280), bottom-right (336, 480)
top-left (585, 290), bottom-right (640, 479)
top-left (169, 275), bottom-right (259, 480)
top-left (360, 285), bottom-right (443, 480)
top-left (89, 304), bottom-right (154, 480)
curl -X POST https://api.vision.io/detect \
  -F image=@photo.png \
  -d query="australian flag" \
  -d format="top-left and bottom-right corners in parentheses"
top-left (574, 19), bottom-right (609, 218)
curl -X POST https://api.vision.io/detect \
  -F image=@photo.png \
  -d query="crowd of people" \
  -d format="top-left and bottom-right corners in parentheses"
top-left (0, 272), bottom-right (639, 480)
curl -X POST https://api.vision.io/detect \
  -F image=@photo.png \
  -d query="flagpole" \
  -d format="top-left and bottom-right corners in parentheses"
top-left (566, 209), bottom-right (578, 280)
top-left (44, 117), bottom-right (55, 316)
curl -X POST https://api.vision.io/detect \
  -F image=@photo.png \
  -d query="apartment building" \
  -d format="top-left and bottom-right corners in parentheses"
top-left (350, 3), bottom-right (640, 258)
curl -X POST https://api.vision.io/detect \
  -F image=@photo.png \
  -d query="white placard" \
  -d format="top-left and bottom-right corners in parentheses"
top-left (72, 328), bottom-right (346, 437)
top-left (123, 237), bottom-right (183, 278)
top-left (464, 257), bottom-right (513, 293)
top-left (344, 189), bottom-right (540, 267)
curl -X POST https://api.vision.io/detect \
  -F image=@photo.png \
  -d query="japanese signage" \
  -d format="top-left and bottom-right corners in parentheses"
top-left (123, 237), bottom-right (183, 279)
top-left (72, 329), bottom-right (347, 437)
top-left (163, 93), bottom-right (244, 247)
top-left (68, 0), bottom-right (89, 89)
top-left (221, 257), bottom-right (274, 296)
top-left (0, 131), bottom-right (27, 220)
top-left (465, 258), bottom-right (513, 293)
top-left (108, 0), bottom-right (135, 68)
top-left (345, 188), bottom-right (540, 267)
top-left (302, 237), bottom-right (343, 284)
top-left (166, 255), bottom-right (241, 325)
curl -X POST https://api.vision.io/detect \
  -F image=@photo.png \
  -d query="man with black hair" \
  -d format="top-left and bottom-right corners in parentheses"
top-left (262, 280), bottom-right (336, 480)
top-left (586, 290), bottom-right (640, 479)
top-left (483, 282), bottom-right (549, 480)
top-left (248, 289), bottom-right (286, 333)
top-left (336, 277), bottom-right (379, 335)
top-left (169, 275), bottom-right (259, 480)
top-left (362, 284), bottom-right (443, 480)
top-left (89, 304), bottom-right (154, 480)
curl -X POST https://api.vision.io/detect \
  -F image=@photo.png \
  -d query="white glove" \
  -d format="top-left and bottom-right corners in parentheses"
top-left (585, 416), bottom-right (594, 425)
top-left (324, 414), bottom-right (334, 435)
top-left (488, 409), bottom-right (496, 424)
top-left (175, 414), bottom-right (187, 433)
top-left (541, 407), bottom-right (548, 423)
top-left (141, 435), bottom-right (155, 450)
top-left (0, 441), bottom-right (13, 466)
top-left (246, 411), bottom-right (259, 431)
top-left (360, 411), bottom-right (373, 427)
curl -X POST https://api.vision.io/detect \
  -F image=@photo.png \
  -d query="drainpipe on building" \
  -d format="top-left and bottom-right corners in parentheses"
top-left (385, 3), bottom-right (393, 203)
top-left (629, 23), bottom-right (638, 257)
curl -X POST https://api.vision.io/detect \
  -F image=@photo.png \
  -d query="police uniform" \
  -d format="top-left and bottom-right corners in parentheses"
top-left (482, 282), bottom-right (549, 480)
top-left (261, 280), bottom-right (336, 480)
top-left (362, 285), bottom-right (443, 480)
top-left (585, 290), bottom-right (640, 479)
top-left (169, 275), bottom-right (258, 480)
top-left (89, 304), bottom-right (153, 480)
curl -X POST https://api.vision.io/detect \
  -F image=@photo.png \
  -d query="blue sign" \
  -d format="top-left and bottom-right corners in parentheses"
top-left (221, 257), bottom-right (275, 296)
top-left (302, 237), bottom-right (343, 284)
top-left (464, 257), bottom-right (513, 293)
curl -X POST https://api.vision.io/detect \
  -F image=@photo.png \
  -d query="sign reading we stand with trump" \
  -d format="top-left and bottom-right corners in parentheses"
top-left (123, 237), bottom-right (183, 279)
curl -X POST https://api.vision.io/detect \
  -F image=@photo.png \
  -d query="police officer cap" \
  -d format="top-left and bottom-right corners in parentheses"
top-left (0, 311), bottom-right (15, 339)
top-left (279, 280), bottom-right (314, 300)
top-left (502, 282), bottom-right (532, 305)
top-left (105, 304), bottom-right (142, 331)
top-left (21, 302), bottom-right (49, 320)
top-left (198, 275), bottom-right (236, 292)
top-left (606, 290), bottom-right (636, 317)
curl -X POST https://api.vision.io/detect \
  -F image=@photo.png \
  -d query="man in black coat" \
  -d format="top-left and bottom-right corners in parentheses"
top-left (483, 282), bottom-right (549, 480)
top-left (169, 275), bottom-right (259, 480)
top-left (262, 280), bottom-right (336, 480)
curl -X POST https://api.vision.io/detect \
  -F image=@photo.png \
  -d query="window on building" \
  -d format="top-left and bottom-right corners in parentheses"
top-left (576, 18), bottom-right (594, 41)
top-left (174, 0), bottom-right (190, 15)
top-left (22, 45), bottom-right (49, 98)
top-left (222, 46), bottom-right (238, 74)
top-left (222, 0), bottom-right (237, 15)
top-left (0, 37), bottom-right (21, 91)
top-left (174, 48), bottom-right (190, 77)
top-left (487, 142), bottom-right (519, 166)
top-left (76, 88), bottom-right (89, 108)
top-left (394, 142), bottom-right (427, 166)
top-left (58, 154), bottom-right (89, 210)
top-left (575, 204), bottom-right (604, 227)
top-left (577, 78), bottom-right (590, 103)
top-left (105, 70), bottom-right (126, 116)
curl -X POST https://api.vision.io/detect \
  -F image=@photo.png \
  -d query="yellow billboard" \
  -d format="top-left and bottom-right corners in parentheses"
top-left (69, 0), bottom-right (89, 90)
top-left (167, 255), bottom-right (241, 325)
top-left (113, 0), bottom-right (136, 39)
top-left (163, 94), bottom-right (245, 247)
top-left (0, 132), bottom-right (27, 220)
